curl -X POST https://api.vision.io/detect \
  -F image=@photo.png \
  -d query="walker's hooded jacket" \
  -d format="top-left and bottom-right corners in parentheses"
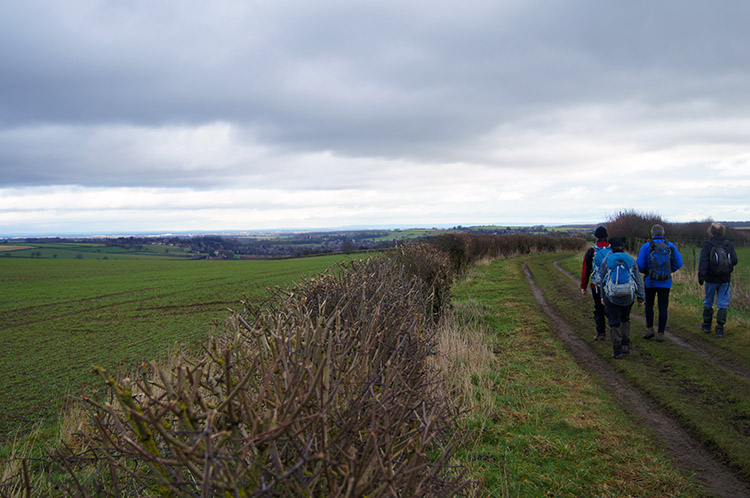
top-left (636, 236), bottom-right (684, 288)
top-left (698, 236), bottom-right (738, 284)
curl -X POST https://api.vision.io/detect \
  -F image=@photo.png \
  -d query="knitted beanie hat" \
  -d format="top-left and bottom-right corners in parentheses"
top-left (609, 236), bottom-right (626, 250)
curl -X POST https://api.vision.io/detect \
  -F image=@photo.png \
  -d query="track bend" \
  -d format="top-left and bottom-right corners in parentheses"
top-left (524, 263), bottom-right (750, 498)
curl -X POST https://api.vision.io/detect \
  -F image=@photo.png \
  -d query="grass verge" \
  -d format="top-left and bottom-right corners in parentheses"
top-left (445, 257), bottom-right (698, 497)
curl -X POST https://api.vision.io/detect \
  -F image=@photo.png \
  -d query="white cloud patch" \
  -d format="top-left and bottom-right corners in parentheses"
top-left (552, 187), bottom-right (590, 201)
top-left (496, 191), bottom-right (524, 201)
top-left (713, 154), bottom-right (750, 178)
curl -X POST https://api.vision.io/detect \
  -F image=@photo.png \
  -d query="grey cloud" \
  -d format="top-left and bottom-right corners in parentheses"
top-left (1, 0), bottom-right (750, 188)
top-left (0, 123), bottom-right (404, 190)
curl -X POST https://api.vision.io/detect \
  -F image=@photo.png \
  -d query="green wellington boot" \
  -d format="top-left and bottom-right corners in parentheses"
top-left (611, 326), bottom-right (623, 359)
top-left (701, 307), bottom-right (713, 334)
top-left (716, 308), bottom-right (727, 338)
top-left (621, 322), bottom-right (631, 354)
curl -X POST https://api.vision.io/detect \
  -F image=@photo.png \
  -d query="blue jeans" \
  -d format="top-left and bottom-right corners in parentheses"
top-left (704, 282), bottom-right (731, 309)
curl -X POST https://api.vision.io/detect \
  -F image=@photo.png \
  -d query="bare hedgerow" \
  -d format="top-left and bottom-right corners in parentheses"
top-left (389, 242), bottom-right (453, 319)
top-left (427, 233), bottom-right (586, 274)
top-left (44, 255), bottom-right (468, 497)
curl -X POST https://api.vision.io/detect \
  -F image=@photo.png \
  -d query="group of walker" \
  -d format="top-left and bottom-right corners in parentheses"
top-left (580, 223), bottom-right (739, 359)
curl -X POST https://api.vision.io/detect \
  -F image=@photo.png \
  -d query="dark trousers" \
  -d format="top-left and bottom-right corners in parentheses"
top-left (591, 287), bottom-right (606, 335)
top-left (603, 297), bottom-right (633, 351)
top-left (603, 298), bottom-right (633, 330)
top-left (645, 287), bottom-right (670, 333)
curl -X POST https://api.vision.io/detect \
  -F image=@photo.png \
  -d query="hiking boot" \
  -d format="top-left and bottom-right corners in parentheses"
top-left (716, 308), bottom-right (727, 338)
top-left (701, 307), bottom-right (713, 334)
top-left (655, 331), bottom-right (665, 342)
top-left (593, 333), bottom-right (605, 341)
top-left (643, 327), bottom-right (655, 340)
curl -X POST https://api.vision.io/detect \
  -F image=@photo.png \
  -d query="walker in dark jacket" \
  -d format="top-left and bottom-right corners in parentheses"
top-left (698, 223), bottom-right (739, 337)
top-left (580, 226), bottom-right (611, 340)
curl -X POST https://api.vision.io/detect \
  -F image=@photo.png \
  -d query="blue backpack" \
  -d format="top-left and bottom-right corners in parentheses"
top-left (649, 240), bottom-right (672, 281)
top-left (591, 245), bottom-right (612, 288)
top-left (604, 253), bottom-right (636, 300)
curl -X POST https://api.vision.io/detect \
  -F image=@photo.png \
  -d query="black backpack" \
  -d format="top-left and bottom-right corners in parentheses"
top-left (708, 241), bottom-right (733, 274)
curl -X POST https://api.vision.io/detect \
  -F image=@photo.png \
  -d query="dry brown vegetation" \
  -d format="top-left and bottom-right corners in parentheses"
top-left (427, 232), bottom-right (586, 274)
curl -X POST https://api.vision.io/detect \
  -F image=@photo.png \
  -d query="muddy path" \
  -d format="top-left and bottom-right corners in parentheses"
top-left (553, 260), bottom-right (750, 382)
top-left (523, 263), bottom-right (750, 497)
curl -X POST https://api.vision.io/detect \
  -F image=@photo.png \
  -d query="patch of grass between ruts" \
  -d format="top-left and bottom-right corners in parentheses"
top-left (450, 257), bottom-right (698, 497)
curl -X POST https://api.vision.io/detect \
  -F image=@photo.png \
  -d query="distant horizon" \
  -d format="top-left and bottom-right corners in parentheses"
top-left (2, 221), bottom-right (595, 239)
top-left (5, 218), bottom-right (749, 240)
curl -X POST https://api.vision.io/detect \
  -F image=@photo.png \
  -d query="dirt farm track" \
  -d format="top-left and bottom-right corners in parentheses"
top-left (528, 260), bottom-right (750, 497)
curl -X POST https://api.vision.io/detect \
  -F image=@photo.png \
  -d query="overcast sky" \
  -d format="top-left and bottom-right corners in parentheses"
top-left (1, 0), bottom-right (749, 235)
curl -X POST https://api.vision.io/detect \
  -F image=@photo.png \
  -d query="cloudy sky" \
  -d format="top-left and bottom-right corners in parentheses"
top-left (1, 0), bottom-right (749, 235)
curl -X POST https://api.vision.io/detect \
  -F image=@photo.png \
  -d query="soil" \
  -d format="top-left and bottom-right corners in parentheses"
top-left (524, 263), bottom-right (750, 498)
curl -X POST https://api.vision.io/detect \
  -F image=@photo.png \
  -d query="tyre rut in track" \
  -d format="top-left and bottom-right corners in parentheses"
top-left (524, 263), bottom-right (750, 498)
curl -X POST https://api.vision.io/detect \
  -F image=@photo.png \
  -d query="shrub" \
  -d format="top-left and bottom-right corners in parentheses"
top-left (389, 242), bottom-right (453, 319)
top-left (44, 256), bottom-right (467, 497)
top-left (428, 233), bottom-right (586, 274)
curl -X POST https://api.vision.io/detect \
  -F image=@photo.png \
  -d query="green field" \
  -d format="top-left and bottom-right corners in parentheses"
top-left (369, 228), bottom-right (448, 242)
top-left (0, 253), bottom-right (359, 440)
top-left (0, 241), bottom-right (192, 260)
